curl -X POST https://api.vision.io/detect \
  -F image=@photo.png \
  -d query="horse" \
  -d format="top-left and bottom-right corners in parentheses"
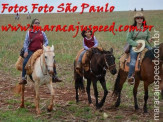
top-left (113, 43), bottom-right (163, 113)
top-left (27, 15), bottom-right (31, 19)
top-left (74, 48), bottom-right (117, 109)
top-left (19, 45), bottom-right (55, 115)
top-left (15, 15), bottom-right (19, 20)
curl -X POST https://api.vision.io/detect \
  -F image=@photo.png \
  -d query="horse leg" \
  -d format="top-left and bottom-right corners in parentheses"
top-left (115, 72), bottom-right (127, 107)
top-left (98, 77), bottom-right (108, 108)
top-left (74, 72), bottom-right (84, 103)
top-left (34, 83), bottom-right (41, 115)
top-left (47, 82), bottom-right (55, 112)
top-left (133, 78), bottom-right (140, 110)
top-left (92, 80), bottom-right (99, 109)
top-left (20, 85), bottom-right (25, 108)
top-left (143, 82), bottom-right (149, 113)
top-left (86, 79), bottom-right (92, 104)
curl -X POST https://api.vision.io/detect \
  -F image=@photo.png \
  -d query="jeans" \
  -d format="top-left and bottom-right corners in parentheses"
top-left (22, 50), bottom-right (58, 79)
top-left (53, 66), bottom-right (58, 79)
top-left (128, 45), bottom-right (152, 78)
top-left (145, 45), bottom-right (152, 50)
top-left (78, 50), bottom-right (87, 62)
top-left (22, 50), bottom-right (34, 79)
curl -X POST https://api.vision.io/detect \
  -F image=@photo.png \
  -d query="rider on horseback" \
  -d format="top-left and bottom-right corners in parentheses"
top-left (19, 18), bottom-right (62, 84)
top-left (76, 28), bottom-right (98, 70)
top-left (127, 12), bottom-right (153, 85)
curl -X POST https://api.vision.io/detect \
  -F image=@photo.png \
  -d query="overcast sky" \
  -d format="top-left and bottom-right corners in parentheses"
top-left (0, 0), bottom-right (162, 14)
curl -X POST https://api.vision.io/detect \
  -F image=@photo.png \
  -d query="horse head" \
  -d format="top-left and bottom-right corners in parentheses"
top-left (103, 48), bottom-right (117, 75)
top-left (43, 45), bottom-right (55, 75)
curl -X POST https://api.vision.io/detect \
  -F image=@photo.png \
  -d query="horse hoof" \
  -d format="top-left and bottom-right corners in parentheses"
top-left (47, 106), bottom-right (53, 112)
top-left (89, 103), bottom-right (94, 107)
top-left (143, 112), bottom-right (149, 116)
top-left (96, 105), bottom-right (101, 109)
top-left (76, 100), bottom-right (79, 103)
top-left (115, 102), bottom-right (120, 107)
top-left (135, 105), bottom-right (139, 110)
top-left (144, 110), bottom-right (148, 114)
top-left (135, 108), bottom-right (139, 111)
top-left (36, 110), bottom-right (41, 115)
top-left (20, 104), bottom-right (24, 108)
top-left (98, 102), bottom-right (104, 108)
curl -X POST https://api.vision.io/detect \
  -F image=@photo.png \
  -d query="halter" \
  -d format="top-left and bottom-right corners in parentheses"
top-left (40, 51), bottom-right (54, 76)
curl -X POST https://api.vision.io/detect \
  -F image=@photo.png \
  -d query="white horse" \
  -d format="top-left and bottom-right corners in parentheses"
top-left (20, 45), bottom-right (55, 115)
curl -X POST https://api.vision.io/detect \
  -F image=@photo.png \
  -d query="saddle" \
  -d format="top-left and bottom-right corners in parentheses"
top-left (75, 47), bottom-right (103, 73)
top-left (119, 48), bottom-right (148, 72)
top-left (15, 49), bottom-right (43, 75)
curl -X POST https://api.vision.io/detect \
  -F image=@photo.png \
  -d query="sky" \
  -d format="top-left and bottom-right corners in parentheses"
top-left (0, 0), bottom-right (162, 14)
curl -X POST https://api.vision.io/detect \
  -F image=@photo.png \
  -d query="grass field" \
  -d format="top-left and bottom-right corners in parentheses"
top-left (0, 10), bottom-right (163, 121)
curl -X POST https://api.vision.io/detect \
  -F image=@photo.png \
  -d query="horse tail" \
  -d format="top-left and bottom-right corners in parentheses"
top-left (112, 69), bottom-right (121, 96)
top-left (161, 90), bottom-right (163, 100)
top-left (14, 84), bottom-right (22, 94)
top-left (74, 60), bottom-right (85, 91)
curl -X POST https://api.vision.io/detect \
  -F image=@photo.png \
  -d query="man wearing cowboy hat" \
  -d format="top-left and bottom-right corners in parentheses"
top-left (126, 12), bottom-right (153, 85)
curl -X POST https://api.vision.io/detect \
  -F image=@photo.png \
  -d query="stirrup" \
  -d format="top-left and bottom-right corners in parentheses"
top-left (128, 76), bottom-right (135, 85)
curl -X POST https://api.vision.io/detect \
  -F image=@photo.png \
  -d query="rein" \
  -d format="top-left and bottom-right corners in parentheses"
top-left (40, 51), bottom-right (54, 76)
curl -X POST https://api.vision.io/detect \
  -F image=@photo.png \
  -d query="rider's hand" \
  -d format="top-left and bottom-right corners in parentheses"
top-left (136, 43), bottom-right (142, 49)
top-left (24, 52), bottom-right (28, 58)
top-left (149, 38), bottom-right (154, 43)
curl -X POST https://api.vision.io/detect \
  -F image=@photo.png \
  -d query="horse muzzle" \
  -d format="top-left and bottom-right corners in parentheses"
top-left (110, 68), bottom-right (117, 75)
top-left (48, 69), bottom-right (54, 75)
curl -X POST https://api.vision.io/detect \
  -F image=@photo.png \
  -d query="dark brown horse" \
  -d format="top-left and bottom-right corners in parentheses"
top-left (113, 43), bottom-right (163, 113)
top-left (74, 48), bottom-right (117, 109)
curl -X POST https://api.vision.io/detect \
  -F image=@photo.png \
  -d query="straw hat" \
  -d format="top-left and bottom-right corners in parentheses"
top-left (134, 12), bottom-right (144, 19)
top-left (132, 40), bottom-right (145, 52)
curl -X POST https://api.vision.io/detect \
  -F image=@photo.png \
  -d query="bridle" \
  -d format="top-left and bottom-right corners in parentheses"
top-left (104, 54), bottom-right (116, 71)
top-left (40, 51), bottom-right (54, 76)
top-left (90, 53), bottom-right (116, 78)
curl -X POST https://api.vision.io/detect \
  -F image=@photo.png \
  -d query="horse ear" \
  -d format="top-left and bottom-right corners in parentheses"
top-left (43, 45), bottom-right (47, 51)
top-left (51, 45), bottom-right (54, 51)
top-left (109, 48), bottom-right (113, 53)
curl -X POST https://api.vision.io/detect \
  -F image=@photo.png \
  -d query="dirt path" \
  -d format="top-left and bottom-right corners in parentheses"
top-left (0, 70), bottom-right (162, 121)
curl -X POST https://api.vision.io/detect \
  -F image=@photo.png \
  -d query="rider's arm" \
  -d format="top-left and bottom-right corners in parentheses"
top-left (83, 39), bottom-right (89, 50)
top-left (127, 31), bottom-right (138, 47)
top-left (42, 31), bottom-right (49, 46)
top-left (93, 36), bottom-right (98, 47)
top-left (146, 29), bottom-right (151, 41)
top-left (23, 31), bottom-right (30, 53)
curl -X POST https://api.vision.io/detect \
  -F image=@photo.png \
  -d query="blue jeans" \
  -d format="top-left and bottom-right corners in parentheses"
top-left (22, 50), bottom-right (34, 79)
top-left (78, 50), bottom-right (87, 62)
top-left (128, 45), bottom-right (152, 78)
top-left (22, 50), bottom-right (58, 79)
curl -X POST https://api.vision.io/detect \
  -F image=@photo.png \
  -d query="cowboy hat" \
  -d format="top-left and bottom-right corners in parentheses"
top-left (132, 40), bottom-right (145, 52)
top-left (134, 12), bottom-right (144, 19)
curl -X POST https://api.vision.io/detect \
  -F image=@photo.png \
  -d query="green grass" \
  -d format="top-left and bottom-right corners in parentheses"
top-left (0, 109), bottom-right (42, 122)
top-left (114, 115), bottom-right (124, 119)
top-left (0, 10), bottom-right (163, 121)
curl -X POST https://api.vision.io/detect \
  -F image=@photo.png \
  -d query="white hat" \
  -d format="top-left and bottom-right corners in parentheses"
top-left (132, 40), bottom-right (145, 52)
top-left (134, 12), bottom-right (144, 19)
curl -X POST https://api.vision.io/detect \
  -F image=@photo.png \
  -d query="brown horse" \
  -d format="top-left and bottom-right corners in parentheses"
top-left (113, 43), bottom-right (163, 113)
top-left (74, 48), bottom-right (117, 109)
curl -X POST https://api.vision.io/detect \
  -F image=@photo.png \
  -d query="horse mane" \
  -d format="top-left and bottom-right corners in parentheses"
top-left (144, 48), bottom-right (155, 60)
top-left (89, 48), bottom-right (111, 55)
top-left (144, 43), bottom-right (163, 61)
